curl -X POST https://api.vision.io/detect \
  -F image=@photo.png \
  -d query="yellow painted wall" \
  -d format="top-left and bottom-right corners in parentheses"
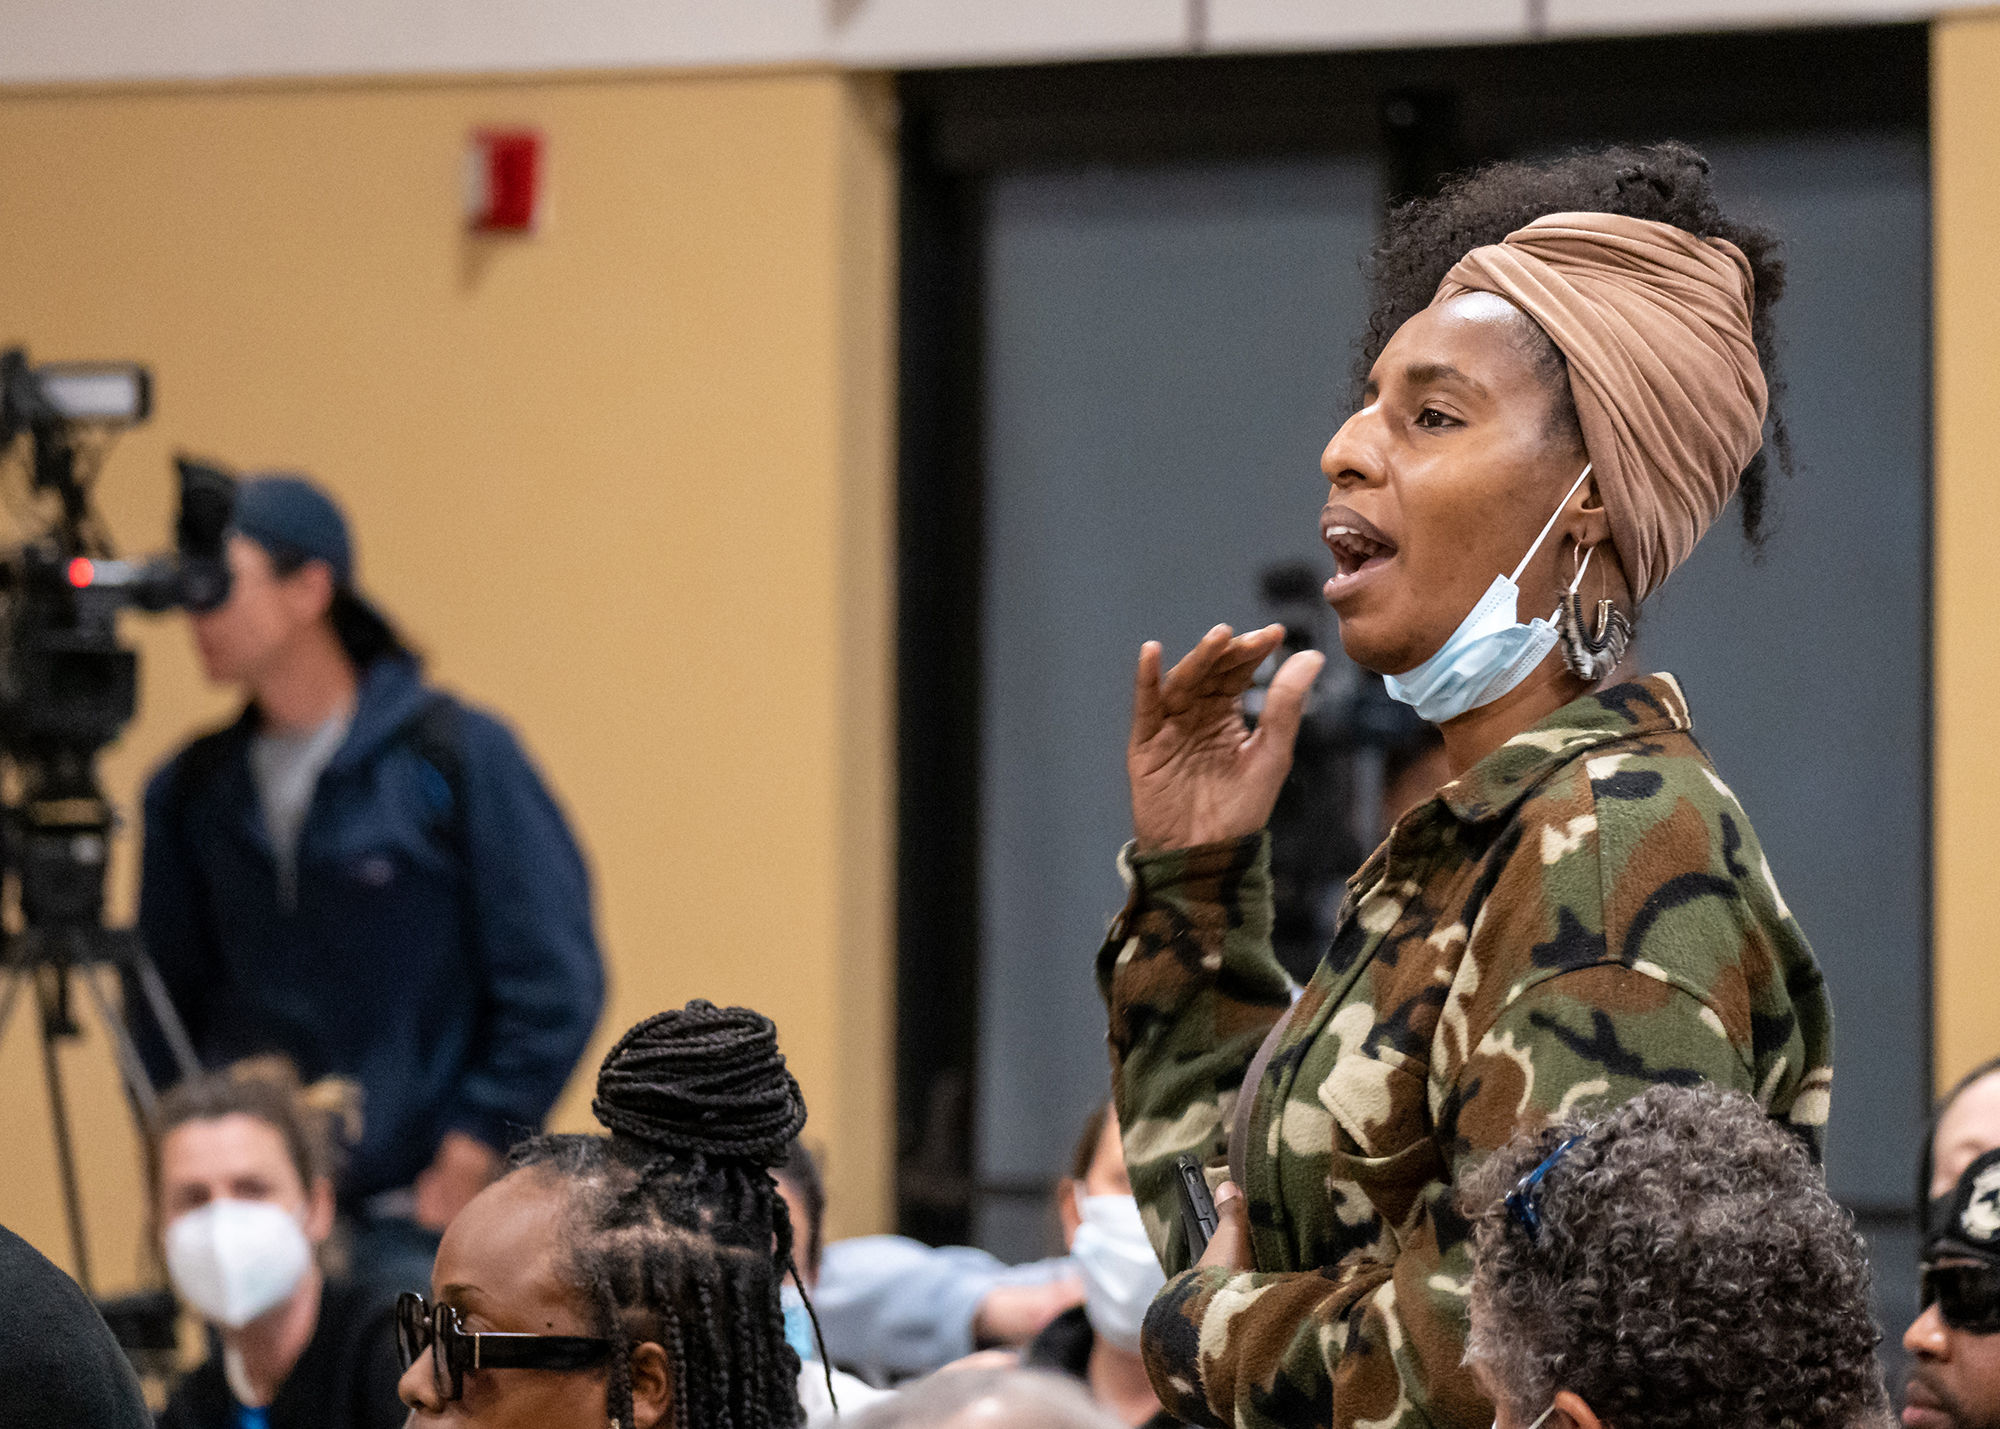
top-left (0, 67), bottom-right (898, 1290)
top-left (1934, 13), bottom-right (2000, 1092)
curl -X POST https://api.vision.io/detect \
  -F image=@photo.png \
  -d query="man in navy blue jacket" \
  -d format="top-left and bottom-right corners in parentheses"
top-left (131, 474), bottom-right (604, 1289)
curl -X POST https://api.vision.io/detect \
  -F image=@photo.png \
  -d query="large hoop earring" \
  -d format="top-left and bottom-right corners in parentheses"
top-left (1558, 544), bottom-right (1631, 683)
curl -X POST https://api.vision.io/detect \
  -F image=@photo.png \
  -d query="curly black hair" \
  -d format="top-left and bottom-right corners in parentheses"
top-left (1363, 141), bottom-right (1790, 549)
top-left (1460, 1084), bottom-right (1886, 1429)
top-left (509, 1000), bottom-right (818, 1429)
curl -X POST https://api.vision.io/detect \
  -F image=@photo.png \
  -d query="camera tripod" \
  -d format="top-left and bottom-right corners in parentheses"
top-left (0, 924), bottom-right (198, 1295)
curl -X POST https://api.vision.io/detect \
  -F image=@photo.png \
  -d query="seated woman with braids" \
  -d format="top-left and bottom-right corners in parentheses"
top-left (397, 999), bottom-right (830, 1429)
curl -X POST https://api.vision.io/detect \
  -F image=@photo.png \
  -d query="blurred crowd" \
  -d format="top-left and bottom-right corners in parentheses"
top-left (18, 1000), bottom-right (1991, 1429)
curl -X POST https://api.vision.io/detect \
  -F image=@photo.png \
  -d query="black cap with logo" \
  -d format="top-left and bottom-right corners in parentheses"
top-left (1929, 1147), bottom-right (2000, 1267)
top-left (1921, 1148), bottom-right (2000, 1335)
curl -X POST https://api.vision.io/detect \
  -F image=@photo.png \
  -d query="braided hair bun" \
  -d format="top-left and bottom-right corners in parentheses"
top-left (516, 1001), bottom-right (816, 1428)
top-left (592, 999), bottom-right (806, 1168)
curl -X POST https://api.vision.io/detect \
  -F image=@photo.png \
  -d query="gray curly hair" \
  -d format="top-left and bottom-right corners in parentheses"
top-left (1461, 1084), bottom-right (1888, 1429)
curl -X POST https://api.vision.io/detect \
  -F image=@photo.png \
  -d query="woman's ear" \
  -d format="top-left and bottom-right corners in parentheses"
top-left (1057, 1177), bottom-right (1083, 1250)
top-left (304, 1176), bottom-right (337, 1244)
top-left (1568, 473), bottom-right (1634, 614)
top-left (628, 1342), bottom-right (673, 1429)
top-left (1572, 471), bottom-right (1615, 552)
top-left (281, 558), bottom-right (337, 624)
top-left (1551, 1389), bottom-right (1604, 1429)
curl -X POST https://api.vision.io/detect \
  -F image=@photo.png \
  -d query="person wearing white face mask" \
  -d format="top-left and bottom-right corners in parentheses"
top-left (152, 1058), bottom-right (405, 1429)
top-left (1021, 1104), bottom-right (1176, 1428)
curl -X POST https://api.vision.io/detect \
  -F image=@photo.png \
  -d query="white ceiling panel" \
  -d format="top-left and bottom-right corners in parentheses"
top-left (0, 0), bottom-right (1191, 84)
top-left (1204, 0), bottom-right (1528, 51)
top-left (0, 0), bottom-right (835, 83)
top-left (1546, 0), bottom-right (1933, 35)
top-left (830, 0), bottom-right (1188, 66)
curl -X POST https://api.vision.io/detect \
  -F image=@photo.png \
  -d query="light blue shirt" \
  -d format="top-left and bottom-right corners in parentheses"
top-left (814, 1235), bottom-right (1075, 1386)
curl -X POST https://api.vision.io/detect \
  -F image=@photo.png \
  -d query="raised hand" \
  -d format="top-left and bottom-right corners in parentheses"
top-left (1128, 623), bottom-right (1326, 853)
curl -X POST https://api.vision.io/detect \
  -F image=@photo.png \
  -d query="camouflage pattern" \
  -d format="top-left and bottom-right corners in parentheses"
top-left (1096, 674), bottom-right (1832, 1429)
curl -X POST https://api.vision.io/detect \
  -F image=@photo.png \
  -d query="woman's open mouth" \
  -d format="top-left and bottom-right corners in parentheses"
top-left (1322, 509), bottom-right (1398, 600)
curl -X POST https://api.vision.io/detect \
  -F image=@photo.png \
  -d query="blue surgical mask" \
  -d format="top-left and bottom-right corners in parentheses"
top-left (781, 1283), bottom-right (818, 1363)
top-left (1384, 464), bottom-right (1594, 724)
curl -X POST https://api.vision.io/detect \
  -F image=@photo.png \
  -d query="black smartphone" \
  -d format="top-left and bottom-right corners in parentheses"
top-left (1174, 1153), bottom-right (1220, 1261)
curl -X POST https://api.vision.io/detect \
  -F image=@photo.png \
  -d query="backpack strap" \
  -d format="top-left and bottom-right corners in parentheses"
top-left (158, 694), bottom-right (469, 851)
top-left (402, 693), bottom-right (469, 856)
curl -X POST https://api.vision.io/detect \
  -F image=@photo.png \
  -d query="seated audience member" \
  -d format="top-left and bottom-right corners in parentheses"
top-left (0, 1223), bottom-right (152, 1429)
top-left (154, 1058), bottom-right (403, 1429)
top-left (397, 1000), bottom-right (812, 1428)
top-left (773, 1141), bottom-right (898, 1422)
top-left (1022, 1103), bottom-right (1171, 1427)
top-left (1905, 1137), bottom-right (2000, 1429)
top-left (813, 1198), bottom-right (1081, 1385)
top-left (1924, 1060), bottom-right (2000, 1238)
top-left (849, 1368), bottom-right (1124, 1429)
top-left (1460, 1083), bottom-right (1886, 1429)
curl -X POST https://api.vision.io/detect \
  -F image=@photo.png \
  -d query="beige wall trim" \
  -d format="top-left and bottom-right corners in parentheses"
top-left (830, 73), bottom-right (901, 1238)
top-left (1932, 12), bottom-right (2000, 1092)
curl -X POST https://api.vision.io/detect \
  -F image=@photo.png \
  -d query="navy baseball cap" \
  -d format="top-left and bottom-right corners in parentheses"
top-left (228, 474), bottom-right (354, 587)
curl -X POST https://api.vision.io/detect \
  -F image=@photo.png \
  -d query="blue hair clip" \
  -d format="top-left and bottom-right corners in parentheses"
top-left (1505, 1135), bottom-right (1581, 1239)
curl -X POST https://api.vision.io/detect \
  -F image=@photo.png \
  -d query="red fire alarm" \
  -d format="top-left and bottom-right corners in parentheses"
top-left (465, 128), bottom-right (544, 232)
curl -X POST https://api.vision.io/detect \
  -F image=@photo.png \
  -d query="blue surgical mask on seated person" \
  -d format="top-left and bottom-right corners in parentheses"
top-left (1383, 464), bottom-right (1596, 724)
top-left (165, 1198), bottom-right (313, 1329)
top-left (781, 1283), bottom-right (818, 1363)
top-left (1071, 1191), bottom-right (1167, 1354)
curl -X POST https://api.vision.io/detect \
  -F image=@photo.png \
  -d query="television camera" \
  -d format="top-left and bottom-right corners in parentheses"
top-left (1245, 561), bottom-right (1432, 984)
top-left (0, 345), bottom-right (236, 1301)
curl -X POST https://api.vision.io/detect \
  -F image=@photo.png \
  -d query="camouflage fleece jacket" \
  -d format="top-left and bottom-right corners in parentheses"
top-left (1096, 674), bottom-right (1832, 1429)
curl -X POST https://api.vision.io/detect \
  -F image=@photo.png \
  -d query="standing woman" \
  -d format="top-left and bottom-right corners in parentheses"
top-left (1099, 144), bottom-right (1834, 1429)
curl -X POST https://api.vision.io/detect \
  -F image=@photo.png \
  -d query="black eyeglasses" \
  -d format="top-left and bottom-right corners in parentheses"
top-left (396, 1292), bottom-right (616, 1401)
top-left (1505, 1135), bottom-right (1581, 1240)
top-left (1922, 1262), bottom-right (2000, 1336)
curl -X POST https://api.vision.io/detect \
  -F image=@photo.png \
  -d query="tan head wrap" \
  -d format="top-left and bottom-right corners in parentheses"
top-left (1430, 211), bottom-right (1767, 601)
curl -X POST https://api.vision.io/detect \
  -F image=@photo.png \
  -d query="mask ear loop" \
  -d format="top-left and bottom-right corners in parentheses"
top-left (1509, 464), bottom-right (1595, 586)
top-left (1567, 542), bottom-right (1596, 599)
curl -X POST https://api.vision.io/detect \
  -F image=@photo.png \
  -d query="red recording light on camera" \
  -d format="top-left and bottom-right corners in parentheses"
top-left (67, 558), bottom-right (95, 588)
